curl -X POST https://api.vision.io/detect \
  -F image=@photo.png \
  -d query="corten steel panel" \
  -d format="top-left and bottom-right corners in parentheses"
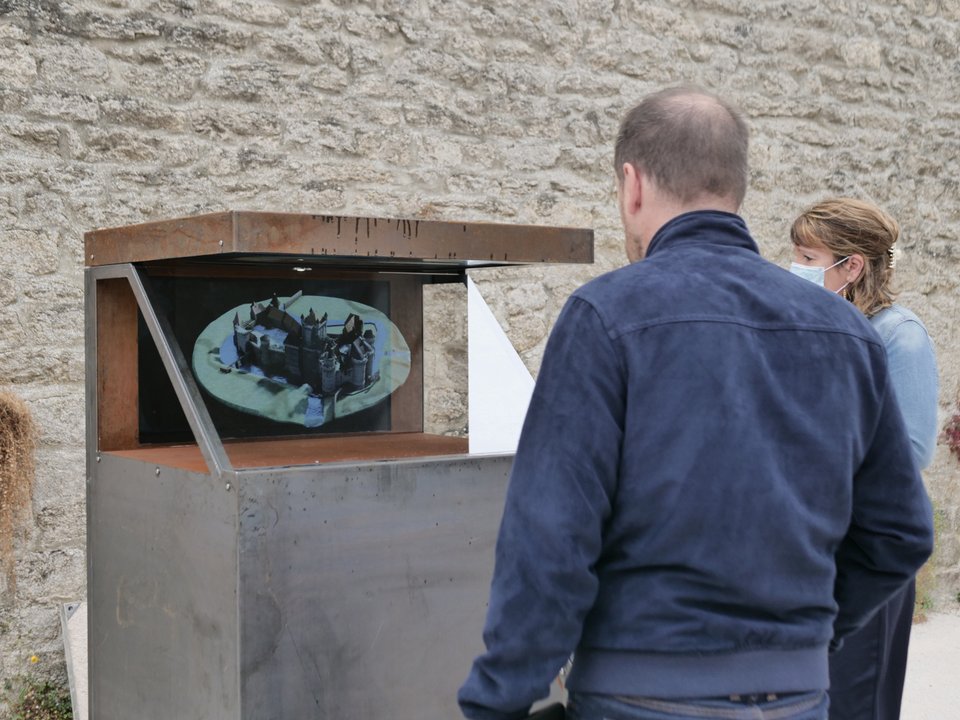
top-left (95, 277), bottom-right (139, 451)
top-left (83, 211), bottom-right (594, 268)
top-left (106, 434), bottom-right (471, 473)
top-left (87, 454), bottom-right (240, 720)
top-left (236, 455), bottom-right (513, 720)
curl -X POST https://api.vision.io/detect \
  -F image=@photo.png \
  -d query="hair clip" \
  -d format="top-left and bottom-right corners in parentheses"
top-left (887, 243), bottom-right (899, 270)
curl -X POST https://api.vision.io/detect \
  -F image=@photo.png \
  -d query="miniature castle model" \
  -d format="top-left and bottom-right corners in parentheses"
top-left (232, 293), bottom-right (378, 397)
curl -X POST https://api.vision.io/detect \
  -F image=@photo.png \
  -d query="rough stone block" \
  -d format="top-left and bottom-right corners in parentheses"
top-left (14, 548), bottom-right (85, 605)
top-left (506, 283), bottom-right (549, 314)
top-left (193, 107), bottom-right (282, 138)
top-left (31, 497), bottom-right (85, 552)
top-left (3, 119), bottom-right (64, 157)
top-left (425, 386), bottom-right (467, 432)
top-left (161, 20), bottom-right (253, 50)
top-left (343, 11), bottom-right (401, 39)
top-left (30, 447), bottom-right (85, 545)
top-left (35, 42), bottom-right (111, 86)
top-left (503, 312), bottom-right (548, 355)
top-left (61, 7), bottom-right (164, 40)
top-left (25, 92), bottom-right (99, 123)
top-left (298, 4), bottom-right (342, 31)
top-left (288, 117), bottom-right (358, 153)
top-left (446, 173), bottom-right (500, 196)
top-left (259, 33), bottom-right (327, 65)
top-left (208, 0), bottom-right (290, 26)
top-left (0, 86), bottom-right (27, 112)
top-left (0, 45), bottom-right (38, 88)
top-left (204, 60), bottom-right (294, 101)
top-left (106, 45), bottom-right (208, 97)
top-left (81, 127), bottom-right (163, 163)
top-left (99, 95), bottom-right (189, 132)
top-left (0, 20), bottom-right (28, 40)
top-left (297, 65), bottom-right (351, 93)
top-left (556, 69), bottom-right (624, 97)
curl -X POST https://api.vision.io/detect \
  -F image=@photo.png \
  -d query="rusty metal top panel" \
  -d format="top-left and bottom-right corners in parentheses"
top-left (84, 211), bottom-right (594, 268)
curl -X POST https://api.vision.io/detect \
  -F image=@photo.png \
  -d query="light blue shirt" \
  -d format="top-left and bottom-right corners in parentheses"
top-left (869, 304), bottom-right (939, 469)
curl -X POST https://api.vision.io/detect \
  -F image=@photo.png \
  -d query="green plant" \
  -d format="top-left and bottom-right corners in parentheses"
top-left (8, 677), bottom-right (72, 720)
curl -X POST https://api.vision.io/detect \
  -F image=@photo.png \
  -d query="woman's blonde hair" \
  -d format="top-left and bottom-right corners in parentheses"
top-left (790, 197), bottom-right (898, 317)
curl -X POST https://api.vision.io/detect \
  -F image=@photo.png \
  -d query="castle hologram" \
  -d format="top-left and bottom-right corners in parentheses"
top-left (192, 292), bottom-right (410, 428)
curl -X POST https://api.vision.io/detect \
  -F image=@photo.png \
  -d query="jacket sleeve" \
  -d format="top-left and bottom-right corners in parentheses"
top-left (884, 318), bottom-right (939, 469)
top-left (832, 368), bottom-right (935, 643)
top-left (458, 296), bottom-right (625, 720)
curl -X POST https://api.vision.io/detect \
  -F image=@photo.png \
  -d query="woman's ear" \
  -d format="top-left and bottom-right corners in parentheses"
top-left (845, 253), bottom-right (866, 283)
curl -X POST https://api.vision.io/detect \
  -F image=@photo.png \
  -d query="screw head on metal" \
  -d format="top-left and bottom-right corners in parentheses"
top-left (155, 467), bottom-right (161, 476)
top-left (225, 482), bottom-right (232, 491)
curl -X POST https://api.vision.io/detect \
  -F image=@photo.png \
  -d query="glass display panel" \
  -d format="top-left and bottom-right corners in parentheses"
top-left (138, 271), bottom-right (415, 443)
top-left (422, 282), bottom-right (468, 437)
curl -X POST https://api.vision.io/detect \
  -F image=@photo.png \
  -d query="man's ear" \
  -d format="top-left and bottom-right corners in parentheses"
top-left (845, 253), bottom-right (866, 283)
top-left (619, 162), bottom-right (642, 218)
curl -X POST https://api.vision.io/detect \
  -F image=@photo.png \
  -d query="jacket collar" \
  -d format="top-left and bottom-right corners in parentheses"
top-left (645, 210), bottom-right (758, 258)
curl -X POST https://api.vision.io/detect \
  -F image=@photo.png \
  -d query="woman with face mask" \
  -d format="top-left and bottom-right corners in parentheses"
top-left (790, 197), bottom-right (939, 720)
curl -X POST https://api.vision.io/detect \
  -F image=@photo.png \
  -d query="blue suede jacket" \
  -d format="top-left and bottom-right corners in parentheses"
top-left (459, 211), bottom-right (934, 720)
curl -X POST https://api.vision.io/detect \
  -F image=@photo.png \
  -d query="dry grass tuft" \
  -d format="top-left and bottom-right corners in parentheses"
top-left (0, 391), bottom-right (38, 597)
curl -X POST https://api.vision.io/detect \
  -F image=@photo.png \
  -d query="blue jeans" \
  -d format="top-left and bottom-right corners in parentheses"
top-left (567, 690), bottom-right (828, 720)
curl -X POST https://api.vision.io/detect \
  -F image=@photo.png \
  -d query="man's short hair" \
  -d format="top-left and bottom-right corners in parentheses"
top-left (614, 86), bottom-right (749, 208)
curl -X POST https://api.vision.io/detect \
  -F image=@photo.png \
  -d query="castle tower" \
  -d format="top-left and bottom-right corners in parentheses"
top-left (320, 353), bottom-right (338, 394)
top-left (302, 308), bottom-right (318, 347)
top-left (317, 311), bottom-right (328, 341)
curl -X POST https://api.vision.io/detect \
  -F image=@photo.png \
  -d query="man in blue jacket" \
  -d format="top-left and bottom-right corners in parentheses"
top-left (458, 86), bottom-right (934, 720)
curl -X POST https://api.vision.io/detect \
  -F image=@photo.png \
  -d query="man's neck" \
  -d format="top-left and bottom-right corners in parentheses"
top-left (642, 194), bottom-right (739, 249)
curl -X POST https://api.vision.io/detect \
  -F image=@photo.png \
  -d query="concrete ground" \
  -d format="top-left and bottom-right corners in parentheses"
top-left (901, 611), bottom-right (960, 719)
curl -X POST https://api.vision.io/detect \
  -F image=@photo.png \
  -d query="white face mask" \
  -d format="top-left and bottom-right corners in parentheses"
top-left (789, 257), bottom-right (848, 289)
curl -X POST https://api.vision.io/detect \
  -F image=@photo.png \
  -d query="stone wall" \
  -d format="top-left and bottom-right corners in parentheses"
top-left (1, 0), bottom-right (959, 704)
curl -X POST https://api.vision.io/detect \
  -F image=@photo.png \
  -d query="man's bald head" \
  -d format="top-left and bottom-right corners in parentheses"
top-left (614, 86), bottom-right (749, 209)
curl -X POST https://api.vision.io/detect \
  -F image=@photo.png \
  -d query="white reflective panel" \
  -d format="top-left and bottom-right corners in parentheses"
top-left (467, 275), bottom-right (535, 454)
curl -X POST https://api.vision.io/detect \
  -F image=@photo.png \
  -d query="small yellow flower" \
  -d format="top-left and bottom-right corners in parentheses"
top-left (29, 655), bottom-right (38, 664)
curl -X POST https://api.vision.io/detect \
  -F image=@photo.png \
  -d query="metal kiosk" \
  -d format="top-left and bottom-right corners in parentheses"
top-left (84, 212), bottom-right (593, 719)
